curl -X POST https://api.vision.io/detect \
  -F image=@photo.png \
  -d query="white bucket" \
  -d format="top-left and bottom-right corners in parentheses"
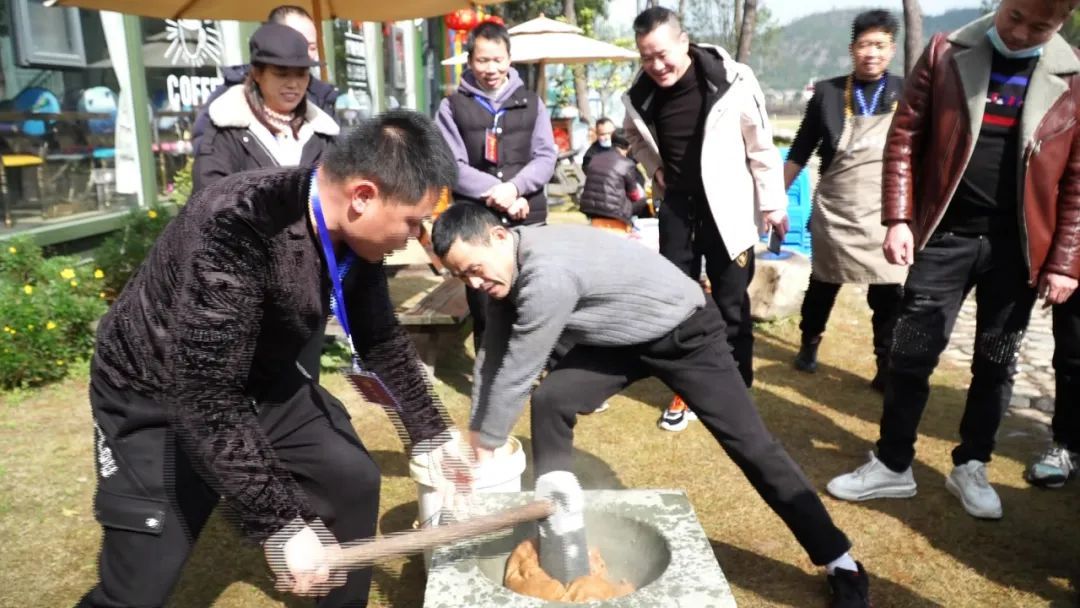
top-left (410, 434), bottom-right (527, 570)
top-left (410, 434), bottom-right (527, 529)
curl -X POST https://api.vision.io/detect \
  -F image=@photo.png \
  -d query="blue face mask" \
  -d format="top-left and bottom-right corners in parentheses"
top-left (987, 25), bottom-right (1045, 59)
top-left (597, 137), bottom-right (612, 148)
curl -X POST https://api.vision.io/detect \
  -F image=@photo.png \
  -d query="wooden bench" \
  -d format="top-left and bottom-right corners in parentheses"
top-left (398, 277), bottom-right (470, 378)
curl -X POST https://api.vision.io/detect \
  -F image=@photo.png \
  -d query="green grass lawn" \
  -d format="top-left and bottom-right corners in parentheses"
top-left (1, 281), bottom-right (1077, 607)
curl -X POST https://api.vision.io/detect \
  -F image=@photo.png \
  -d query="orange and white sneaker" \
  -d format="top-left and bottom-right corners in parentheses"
top-left (657, 395), bottom-right (697, 432)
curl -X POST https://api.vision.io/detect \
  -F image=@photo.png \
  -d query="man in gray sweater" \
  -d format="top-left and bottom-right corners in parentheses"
top-left (431, 204), bottom-right (872, 608)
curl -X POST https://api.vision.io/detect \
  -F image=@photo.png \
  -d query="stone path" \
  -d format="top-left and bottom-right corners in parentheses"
top-left (942, 292), bottom-right (1056, 412)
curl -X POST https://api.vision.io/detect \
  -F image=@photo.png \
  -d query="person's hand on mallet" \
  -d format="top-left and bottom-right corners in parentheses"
top-left (264, 518), bottom-right (345, 597)
top-left (413, 431), bottom-right (477, 523)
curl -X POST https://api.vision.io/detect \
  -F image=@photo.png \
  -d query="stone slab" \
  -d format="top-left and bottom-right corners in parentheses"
top-left (424, 489), bottom-right (735, 608)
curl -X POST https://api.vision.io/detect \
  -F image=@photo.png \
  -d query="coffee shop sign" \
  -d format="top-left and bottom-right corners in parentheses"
top-left (164, 19), bottom-right (225, 109)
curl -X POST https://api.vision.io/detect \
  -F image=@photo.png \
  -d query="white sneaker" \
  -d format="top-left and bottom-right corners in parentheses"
top-left (946, 460), bottom-right (1002, 520)
top-left (657, 396), bottom-right (696, 432)
top-left (827, 452), bottom-right (918, 501)
top-left (1024, 444), bottom-right (1078, 488)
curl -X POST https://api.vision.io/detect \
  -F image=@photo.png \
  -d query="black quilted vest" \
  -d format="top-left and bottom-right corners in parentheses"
top-left (448, 85), bottom-right (547, 225)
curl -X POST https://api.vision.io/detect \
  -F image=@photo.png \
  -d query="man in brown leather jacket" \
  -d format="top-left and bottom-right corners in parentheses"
top-left (828, 0), bottom-right (1080, 521)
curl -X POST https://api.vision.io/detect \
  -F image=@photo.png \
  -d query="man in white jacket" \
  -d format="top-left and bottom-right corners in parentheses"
top-left (624, 7), bottom-right (788, 431)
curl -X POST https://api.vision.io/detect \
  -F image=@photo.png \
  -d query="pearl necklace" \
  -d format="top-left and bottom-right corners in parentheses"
top-left (264, 105), bottom-right (295, 131)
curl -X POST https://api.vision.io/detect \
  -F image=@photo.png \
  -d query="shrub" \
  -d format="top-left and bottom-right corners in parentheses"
top-left (93, 204), bottom-right (174, 298)
top-left (0, 236), bottom-right (108, 389)
top-left (95, 161), bottom-right (191, 298)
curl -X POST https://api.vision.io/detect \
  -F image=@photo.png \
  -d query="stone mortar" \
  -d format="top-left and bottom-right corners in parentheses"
top-left (424, 489), bottom-right (735, 607)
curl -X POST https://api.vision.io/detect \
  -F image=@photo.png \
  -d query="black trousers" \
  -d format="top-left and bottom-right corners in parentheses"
top-left (876, 231), bottom-right (1036, 472)
top-left (78, 370), bottom-right (381, 608)
top-left (800, 277), bottom-right (904, 363)
top-left (1052, 291), bottom-right (1080, 451)
top-left (530, 305), bottom-right (851, 566)
top-left (659, 191), bottom-right (755, 387)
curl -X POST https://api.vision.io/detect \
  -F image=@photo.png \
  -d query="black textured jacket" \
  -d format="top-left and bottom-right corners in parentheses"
top-left (579, 150), bottom-right (642, 223)
top-left (93, 167), bottom-right (448, 542)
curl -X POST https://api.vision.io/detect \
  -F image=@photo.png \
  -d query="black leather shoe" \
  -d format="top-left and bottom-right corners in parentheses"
top-left (794, 336), bottom-right (821, 373)
top-left (828, 562), bottom-right (871, 608)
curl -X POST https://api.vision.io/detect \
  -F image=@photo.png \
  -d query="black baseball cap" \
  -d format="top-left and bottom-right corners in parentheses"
top-left (249, 22), bottom-right (322, 68)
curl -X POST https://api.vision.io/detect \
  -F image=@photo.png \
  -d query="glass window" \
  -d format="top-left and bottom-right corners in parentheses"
top-left (11, 0), bottom-right (87, 68)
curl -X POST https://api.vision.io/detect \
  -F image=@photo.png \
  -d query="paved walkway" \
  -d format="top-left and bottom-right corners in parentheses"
top-left (942, 292), bottom-right (1056, 412)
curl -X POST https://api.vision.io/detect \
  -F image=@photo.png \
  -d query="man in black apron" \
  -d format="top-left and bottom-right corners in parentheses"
top-left (784, 10), bottom-right (906, 392)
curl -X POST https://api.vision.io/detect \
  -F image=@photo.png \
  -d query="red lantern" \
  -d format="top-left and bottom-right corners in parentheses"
top-left (445, 8), bottom-right (479, 32)
top-left (482, 15), bottom-right (505, 26)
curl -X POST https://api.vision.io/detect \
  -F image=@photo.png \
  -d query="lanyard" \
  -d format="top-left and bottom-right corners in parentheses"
top-left (474, 96), bottom-right (507, 126)
top-left (309, 171), bottom-right (358, 361)
top-left (854, 75), bottom-right (888, 117)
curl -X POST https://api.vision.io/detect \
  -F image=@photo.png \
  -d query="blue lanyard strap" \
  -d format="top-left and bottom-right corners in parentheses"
top-left (473, 96), bottom-right (507, 125)
top-left (310, 171), bottom-right (357, 357)
top-left (854, 74), bottom-right (888, 116)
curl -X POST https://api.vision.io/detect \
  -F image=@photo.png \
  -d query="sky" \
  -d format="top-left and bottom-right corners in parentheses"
top-left (606, 0), bottom-right (984, 28)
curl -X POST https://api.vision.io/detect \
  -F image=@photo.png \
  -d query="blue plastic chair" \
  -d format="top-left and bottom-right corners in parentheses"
top-left (11, 87), bottom-right (61, 137)
top-left (78, 86), bottom-right (118, 136)
top-left (761, 146), bottom-right (813, 258)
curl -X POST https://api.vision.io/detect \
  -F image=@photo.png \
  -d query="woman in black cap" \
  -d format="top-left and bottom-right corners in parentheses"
top-left (193, 22), bottom-right (339, 192)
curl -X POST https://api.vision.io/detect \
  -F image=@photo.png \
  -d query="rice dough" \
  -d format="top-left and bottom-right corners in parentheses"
top-left (504, 538), bottom-right (635, 602)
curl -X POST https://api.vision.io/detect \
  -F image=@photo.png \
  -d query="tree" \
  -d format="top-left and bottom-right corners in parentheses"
top-left (499, 0), bottom-right (607, 30)
top-left (736, 0), bottom-right (758, 63)
top-left (563, 0), bottom-right (593, 122)
top-left (587, 38), bottom-right (637, 118)
top-left (683, 0), bottom-right (778, 61)
top-left (903, 0), bottom-right (923, 75)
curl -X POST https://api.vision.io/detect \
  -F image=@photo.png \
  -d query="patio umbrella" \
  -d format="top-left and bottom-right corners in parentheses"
top-left (441, 16), bottom-right (637, 65)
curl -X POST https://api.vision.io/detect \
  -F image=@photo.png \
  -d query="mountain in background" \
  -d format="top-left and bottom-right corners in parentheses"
top-left (751, 7), bottom-right (984, 91)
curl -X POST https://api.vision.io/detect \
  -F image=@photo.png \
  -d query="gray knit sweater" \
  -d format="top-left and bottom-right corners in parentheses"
top-left (471, 224), bottom-right (706, 448)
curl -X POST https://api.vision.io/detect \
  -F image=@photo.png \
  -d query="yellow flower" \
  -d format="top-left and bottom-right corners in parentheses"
top-left (23, 284), bottom-right (32, 295)
top-left (2, 326), bottom-right (10, 333)
top-left (99, 292), bottom-right (106, 299)
top-left (46, 321), bottom-right (57, 330)
top-left (7, 246), bottom-right (15, 254)
top-left (26, 324), bottom-right (33, 330)
top-left (55, 360), bottom-right (65, 366)
top-left (148, 209), bottom-right (159, 219)
top-left (60, 268), bottom-right (76, 280)
top-left (70, 280), bottom-right (78, 287)
top-left (94, 269), bottom-right (105, 279)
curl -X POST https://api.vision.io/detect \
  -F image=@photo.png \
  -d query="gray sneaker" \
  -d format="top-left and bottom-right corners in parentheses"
top-left (827, 451), bottom-right (917, 501)
top-left (946, 460), bottom-right (1002, 520)
top-left (1024, 444), bottom-right (1078, 489)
